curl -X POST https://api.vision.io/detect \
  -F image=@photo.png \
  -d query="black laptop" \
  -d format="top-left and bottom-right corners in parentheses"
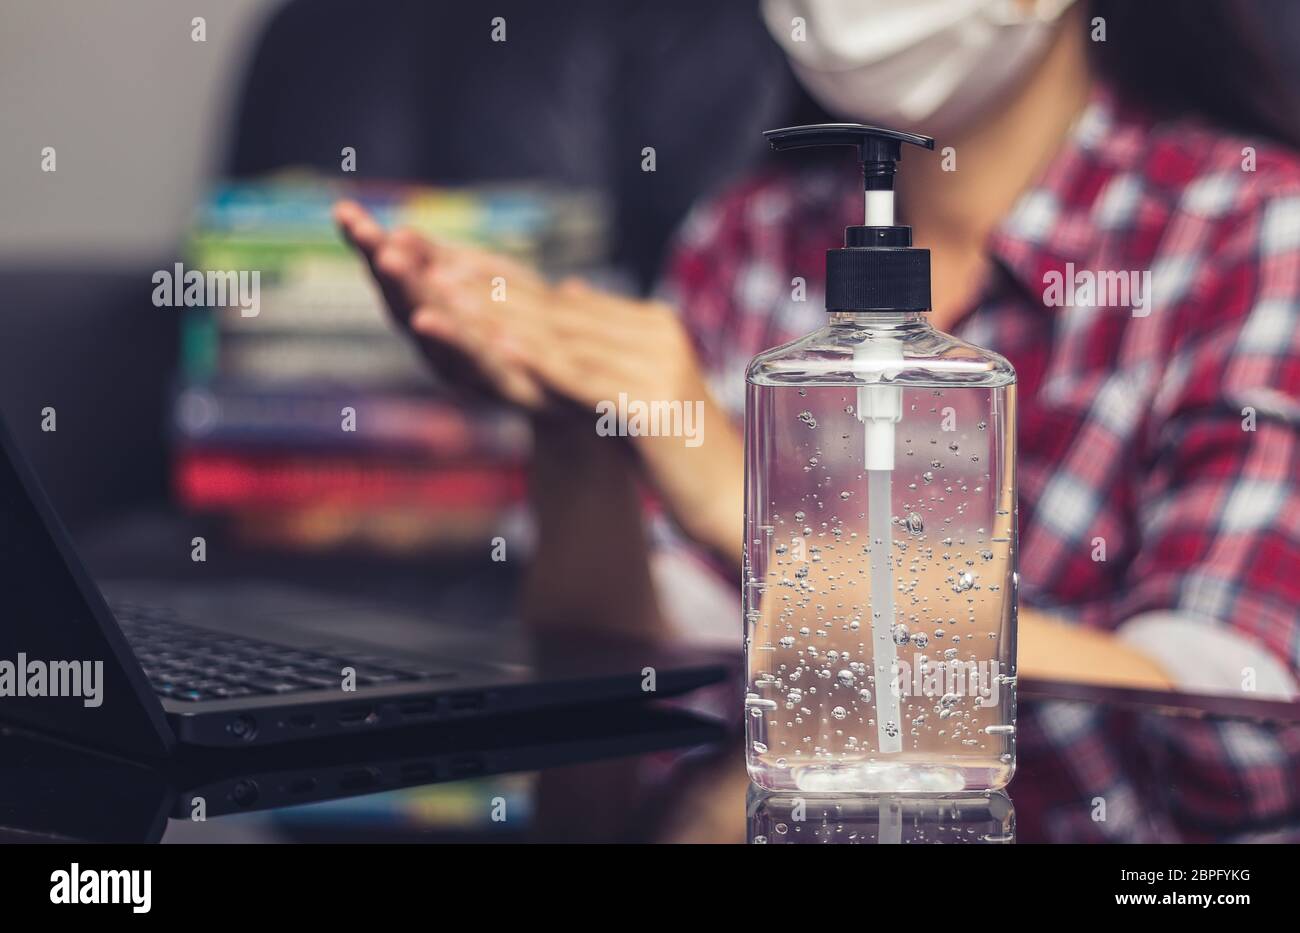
top-left (0, 415), bottom-right (728, 757)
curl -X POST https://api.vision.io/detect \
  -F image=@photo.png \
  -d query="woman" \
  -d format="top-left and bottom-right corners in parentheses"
top-left (335, 0), bottom-right (1300, 838)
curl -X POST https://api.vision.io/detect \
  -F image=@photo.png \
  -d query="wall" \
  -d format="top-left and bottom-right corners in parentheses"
top-left (0, 0), bottom-right (276, 263)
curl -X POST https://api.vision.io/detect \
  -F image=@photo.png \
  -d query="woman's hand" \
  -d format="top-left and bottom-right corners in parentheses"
top-left (335, 200), bottom-right (744, 565)
top-left (335, 200), bottom-right (706, 409)
top-left (334, 199), bottom-right (550, 408)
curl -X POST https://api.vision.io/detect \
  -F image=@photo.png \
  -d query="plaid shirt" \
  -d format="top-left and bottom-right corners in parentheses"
top-left (664, 84), bottom-right (1300, 841)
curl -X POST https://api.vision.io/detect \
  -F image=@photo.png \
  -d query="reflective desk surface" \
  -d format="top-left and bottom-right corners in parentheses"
top-left (1, 514), bottom-right (1295, 845)
top-left (3, 681), bottom-right (1298, 844)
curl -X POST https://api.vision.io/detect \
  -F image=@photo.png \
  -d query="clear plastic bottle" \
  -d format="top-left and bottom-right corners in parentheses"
top-left (744, 123), bottom-right (1017, 793)
top-left (744, 312), bottom-right (1017, 792)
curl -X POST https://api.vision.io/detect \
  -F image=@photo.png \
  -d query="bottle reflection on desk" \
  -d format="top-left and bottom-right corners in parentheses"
top-left (747, 788), bottom-right (1015, 844)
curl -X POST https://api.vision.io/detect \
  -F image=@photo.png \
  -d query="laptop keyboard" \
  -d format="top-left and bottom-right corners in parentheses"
top-left (113, 604), bottom-right (456, 702)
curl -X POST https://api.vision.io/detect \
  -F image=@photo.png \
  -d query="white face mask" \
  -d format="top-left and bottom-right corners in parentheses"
top-left (763, 0), bottom-right (1077, 138)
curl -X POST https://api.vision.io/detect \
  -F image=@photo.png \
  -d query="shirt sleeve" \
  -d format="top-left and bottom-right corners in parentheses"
top-left (1096, 186), bottom-right (1300, 833)
top-left (1108, 194), bottom-right (1300, 664)
top-left (1117, 610), bottom-right (1296, 698)
top-left (657, 191), bottom-right (745, 381)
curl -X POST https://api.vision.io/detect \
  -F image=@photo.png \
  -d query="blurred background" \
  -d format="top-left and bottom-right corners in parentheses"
top-left (5, 0), bottom-right (1300, 547)
top-left (0, 0), bottom-right (804, 551)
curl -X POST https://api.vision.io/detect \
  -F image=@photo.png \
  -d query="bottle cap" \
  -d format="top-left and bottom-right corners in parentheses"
top-left (765, 123), bottom-right (935, 312)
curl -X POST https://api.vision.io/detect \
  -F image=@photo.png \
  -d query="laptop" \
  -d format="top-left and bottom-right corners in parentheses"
top-left (0, 414), bottom-right (729, 757)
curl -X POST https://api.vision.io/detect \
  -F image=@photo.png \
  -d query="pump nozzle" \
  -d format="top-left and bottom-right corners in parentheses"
top-left (764, 123), bottom-right (935, 311)
top-left (765, 124), bottom-right (934, 226)
top-left (763, 123), bottom-right (934, 165)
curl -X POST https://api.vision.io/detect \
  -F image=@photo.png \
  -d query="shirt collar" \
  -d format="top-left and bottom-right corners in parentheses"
top-left (985, 81), bottom-right (1153, 301)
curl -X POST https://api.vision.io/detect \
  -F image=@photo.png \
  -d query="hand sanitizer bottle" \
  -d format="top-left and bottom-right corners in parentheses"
top-left (744, 124), bottom-right (1017, 793)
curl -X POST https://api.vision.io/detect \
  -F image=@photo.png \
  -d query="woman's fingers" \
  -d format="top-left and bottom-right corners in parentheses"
top-left (388, 227), bottom-right (434, 269)
top-left (334, 197), bottom-right (586, 413)
top-left (444, 239), bottom-right (547, 288)
top-left (410, 257), bottom-right (658, 408)
top-left (409, 281), bottom-right (556, 410)
top-left (335, 201), bottom-right (429, 323)
top-left (494, 368), bottom-right (548, 409)
top-left (371, 233), bottom-right (432, 320)
top-left (409, 306), bottom-right (467, 347)
top-left (333, 200), bottom-right (385, 259)
top-left (334, 198), bottom-right (551, 407)
top-left (415, 260), bottom-right (555, 351)
top-left (500, 325), bottom-right (601, 408)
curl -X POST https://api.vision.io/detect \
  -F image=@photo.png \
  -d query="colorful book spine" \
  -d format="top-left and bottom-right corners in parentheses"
top-left (175, 451), bottom-right (526, 511)
top-left (173, 385), bottom-right (529, 460)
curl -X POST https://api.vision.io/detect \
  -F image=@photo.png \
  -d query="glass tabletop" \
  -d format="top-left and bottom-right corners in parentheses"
top-left (2, 679), bottom-right (1296, 844)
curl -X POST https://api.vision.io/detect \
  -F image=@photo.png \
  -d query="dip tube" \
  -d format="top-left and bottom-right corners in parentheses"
top-left (868, 467), bottom-right (902, 754)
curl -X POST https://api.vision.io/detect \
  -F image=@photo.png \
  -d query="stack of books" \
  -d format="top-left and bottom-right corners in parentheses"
top-left (173, 176), bottom-right (606, 554)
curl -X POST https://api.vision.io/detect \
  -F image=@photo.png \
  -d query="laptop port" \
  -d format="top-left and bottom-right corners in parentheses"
top-left (399, 761), bottom-right (436, 782)
top-left (398, 699), bottom-right (436, 718)
top-left (339, 768), bottom-right (379, 791)
top-left (286, 777), bottom-right (318, 795)
top-left (288, 713), bottom-right (315, 729)
top-left (338, 705), bottom-right (377, 727)
top-left (230, 779), bottom-right (260, 807)
top-left (449, 755), bottom-right (484, 777)
top-left (447, 692), bottom-right (486, 712)
top-left (227, 714), bottom-right (258, 742)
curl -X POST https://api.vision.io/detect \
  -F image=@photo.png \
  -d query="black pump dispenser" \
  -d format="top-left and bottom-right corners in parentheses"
top-left (765, 123), bottom-right (935, 312)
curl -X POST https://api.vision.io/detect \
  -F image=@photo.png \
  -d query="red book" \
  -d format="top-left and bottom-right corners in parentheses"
top-left (175, 450), bottom-right (526, 510)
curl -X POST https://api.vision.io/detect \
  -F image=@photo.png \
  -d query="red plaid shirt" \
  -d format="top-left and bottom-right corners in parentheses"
top-left (664, 84), bottom-right (1300, 841)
